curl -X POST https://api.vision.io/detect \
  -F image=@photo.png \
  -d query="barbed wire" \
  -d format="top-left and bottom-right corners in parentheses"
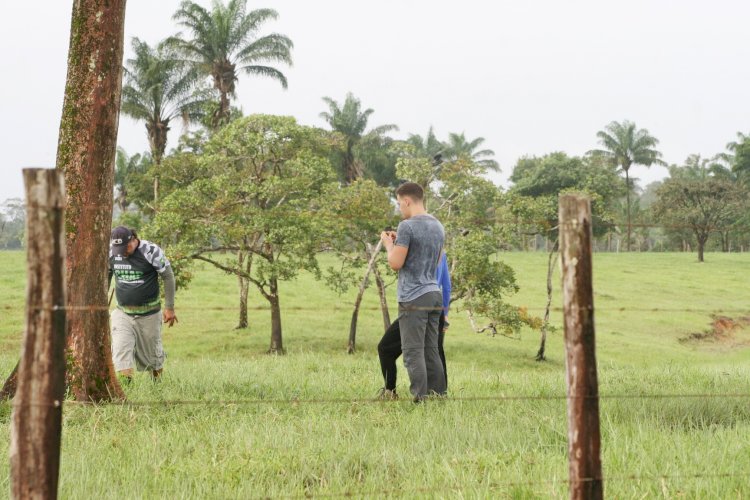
top-left (17, 202), bottom-right (750, 233)
top-left (12, 203), bottom-right (750, 497)
top-left (9, 391), bottom-right (750, 408)
top-left (22, 304), bottom-right (750, 315)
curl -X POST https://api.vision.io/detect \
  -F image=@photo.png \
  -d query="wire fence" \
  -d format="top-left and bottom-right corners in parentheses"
top-left (18, 202), bottom-right (750, 234)
top-left (23, 304), bottom-right (750, 314)
top-left (7, 389), bottom-right (750, 497)
top-left (8, 191), bottom-right (750, 498)
top-left (8, 391), bottom-right (750, 409)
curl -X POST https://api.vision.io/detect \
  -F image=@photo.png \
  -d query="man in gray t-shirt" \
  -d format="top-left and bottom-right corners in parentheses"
top-left (381, 182), bottom-right (446, 400)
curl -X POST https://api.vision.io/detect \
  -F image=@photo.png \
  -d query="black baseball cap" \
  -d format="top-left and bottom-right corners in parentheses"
top-left (110, 226), bottom-right (134, 257)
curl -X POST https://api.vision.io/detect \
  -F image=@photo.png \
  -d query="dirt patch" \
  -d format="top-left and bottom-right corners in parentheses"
top-left (680, 315), bottom-right (750, 348)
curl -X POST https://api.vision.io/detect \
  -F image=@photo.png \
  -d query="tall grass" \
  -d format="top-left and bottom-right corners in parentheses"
top-left (0, 250), bottom-right (749, 498)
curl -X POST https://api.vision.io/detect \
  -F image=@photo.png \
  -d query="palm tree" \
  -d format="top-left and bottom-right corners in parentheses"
top-left (717, 131), bottom-right (750, 184)
top-left (589, 120), bottom-right (665, 251)
top-left (320, 93), bottom-right (398, 184)
top-left (672, 154), bottom-right (731, 181)
top-left (169, 0), bottom-right (293, 127)
top-left (407, 126), bottom-right (445, 158)
top-left (726, 131), bottom-right (749, 154)
top-left (444, 132), bottom-right (500, 171)
top-left (121, 38), bottom-right (211, 202)
top-left (114, 147), bottom-right (150, 212)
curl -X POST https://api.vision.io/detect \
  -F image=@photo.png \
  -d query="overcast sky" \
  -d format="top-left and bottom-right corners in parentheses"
top-left (1, 0), bottom-right (749, 202)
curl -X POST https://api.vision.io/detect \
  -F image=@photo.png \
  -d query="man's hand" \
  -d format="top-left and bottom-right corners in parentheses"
top-left (163, 308), bottom-right (178, 327)
top-left (380, 231), bottom-right (397, 250)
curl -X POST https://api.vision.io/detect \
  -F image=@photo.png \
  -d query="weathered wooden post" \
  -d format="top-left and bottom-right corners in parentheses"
top-left (559, 194), bottom-right (603, 500)
top-left (10, 169), bottom-right (68, 500)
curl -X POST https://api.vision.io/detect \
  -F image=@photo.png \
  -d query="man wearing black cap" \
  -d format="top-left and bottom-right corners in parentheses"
top-left (108, 226), bottom-right (177, 382)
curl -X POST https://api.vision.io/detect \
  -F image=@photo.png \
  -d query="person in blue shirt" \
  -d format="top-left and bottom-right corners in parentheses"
top-left (377, 251), bottom-right (451, 399)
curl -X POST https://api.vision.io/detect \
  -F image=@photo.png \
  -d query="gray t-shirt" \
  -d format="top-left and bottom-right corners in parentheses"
top-left (395, 214), bottom-right (445, 302)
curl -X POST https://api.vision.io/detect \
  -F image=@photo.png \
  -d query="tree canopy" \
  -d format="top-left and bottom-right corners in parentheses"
top-left (151, 115), bottom-right (335, 352)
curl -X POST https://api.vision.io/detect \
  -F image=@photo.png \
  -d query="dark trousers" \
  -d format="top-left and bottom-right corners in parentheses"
top-left (378, 313), bottom-right (447, 392)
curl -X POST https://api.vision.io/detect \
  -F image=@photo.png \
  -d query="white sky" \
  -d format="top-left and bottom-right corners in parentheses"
top-left (1, 0), bottom-right (749, 201)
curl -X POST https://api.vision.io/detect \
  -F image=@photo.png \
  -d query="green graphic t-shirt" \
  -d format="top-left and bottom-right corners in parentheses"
top-left (108, 240), bottom-right (170, 315)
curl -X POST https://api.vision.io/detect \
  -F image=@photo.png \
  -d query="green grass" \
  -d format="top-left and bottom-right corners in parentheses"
top-left (1, 250), bottom-right (749, 498)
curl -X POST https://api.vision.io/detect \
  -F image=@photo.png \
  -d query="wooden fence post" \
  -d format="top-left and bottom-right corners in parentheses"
top-left (559, 194), bottom-right (603, 500)
top-left (10, 169), bottom-right (68, 500)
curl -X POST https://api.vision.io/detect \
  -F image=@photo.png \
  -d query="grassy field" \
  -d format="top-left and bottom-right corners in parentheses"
top-left (1, 250), bottom-right (749, 498)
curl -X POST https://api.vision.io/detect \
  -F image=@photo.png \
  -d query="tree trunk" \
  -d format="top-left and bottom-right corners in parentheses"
top-left (370, 245), bottom-right (390, 330)
top-left (221, 91), bottom-right (230, 126)
top-left (153, 174), bottom-right (160, 206)
top-left (625, 169), bottom-right (631, 252)
top-left (147, 120), bottom-right (169, 205)
top-left (268, 278), bottom-right (284, 354)
top-left (697, 235), bottom-right (706, 262)
top-left (237, 251), bottom-right (249, 329)
top-left (348, 240), bottom-right (384, 354)
top-left (373, 265), bottom-right (390, 330)
top-left (0, 361), bottom-right (19, 400)
top-left (56, 0), bottom-right (127, 402)
top-left (536, 241), bottom-right (558, 361)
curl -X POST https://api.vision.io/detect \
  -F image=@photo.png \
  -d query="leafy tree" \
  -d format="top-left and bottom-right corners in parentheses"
top-left (394, 155), bottom-right (436, 192)
top-left (589, 120), bottom-right (665, 251)
top-left (150, 115), bottom-right (335, 352)
top-left (396, 156), bottom-right (540, 339)
top-left (509, 152), bottom-right (623, 246)
top-left (669, 154), bottom-right (750, 252)
top-left (444, 132), bottom-right (500, 171)
top-left (169, 0), bottom-right (293, 128)
top-left (653, 164), bottom-right (747, 262)
top-left (319, 180), bottom-right (396, 352)
top-left (319, 93), bottom-right (398, 184)
top-left (506, 151), bottom-right (627, 355)
top-left (511, 152), bottom-right (623, 202)
top-left (121, 38), bottom-right (212, 203)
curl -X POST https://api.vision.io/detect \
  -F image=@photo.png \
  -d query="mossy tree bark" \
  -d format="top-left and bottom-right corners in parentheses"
top-left (56, 0), bottom-right (128, 401)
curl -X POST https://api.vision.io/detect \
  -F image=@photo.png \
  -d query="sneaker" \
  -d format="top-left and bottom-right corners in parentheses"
top-left (375, 388), bottom-right (399, 401)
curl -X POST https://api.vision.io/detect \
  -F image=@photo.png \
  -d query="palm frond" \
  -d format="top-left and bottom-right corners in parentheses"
top-left (234, 33), bottom-right (293, 66)
top-left (240, 65), bottom-right (288, 88)
top-left (368, 124), bottom-right (399, 137)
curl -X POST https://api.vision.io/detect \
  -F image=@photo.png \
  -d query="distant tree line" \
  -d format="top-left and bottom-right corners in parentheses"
top-left (0, 199), bottom-right (24, 249)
